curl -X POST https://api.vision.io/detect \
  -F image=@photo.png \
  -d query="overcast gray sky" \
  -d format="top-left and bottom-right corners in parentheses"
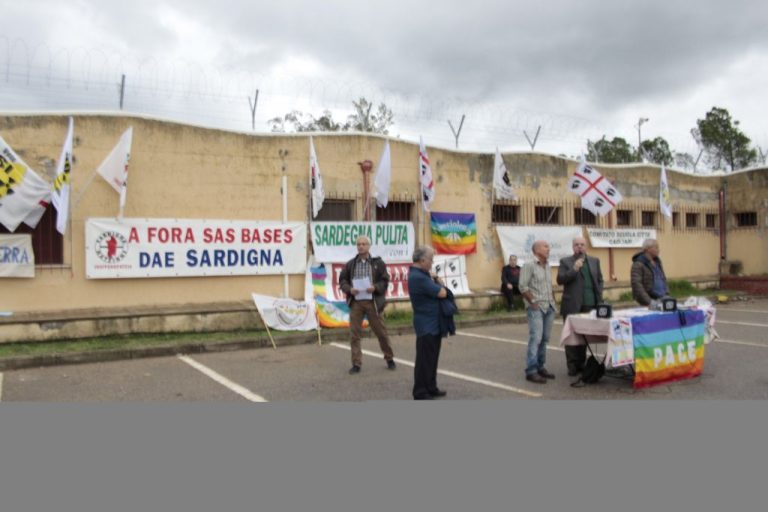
top-left (2, 0), bottom-right (768, 166)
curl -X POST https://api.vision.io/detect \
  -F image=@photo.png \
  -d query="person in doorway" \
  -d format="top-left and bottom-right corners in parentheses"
top-left (338, 235), bottom-right (396, 374)
top-left (557, 236), bottom-right (604, 376)
top-left (518, 240), bottom-right (558, 384)
top-left (500, 255), bottom-right (522, 311)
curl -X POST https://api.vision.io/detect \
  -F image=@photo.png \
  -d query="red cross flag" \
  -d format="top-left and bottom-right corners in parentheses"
top-left (567, 159), bottom-right (623, 216)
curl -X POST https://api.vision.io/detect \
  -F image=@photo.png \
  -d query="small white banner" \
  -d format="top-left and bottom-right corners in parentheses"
top-left (252, 293), bottom-right (318, 331)
top-left (496, 226), bottom-right (583, 266)
top-left (0, 234), bottom-right (35, 278)
top-left (310, 221), bottom-right (414, 263)
top-left (86, 218), bottom-right (307, 279)
top-left (586, 228), bottom-right (657, 248)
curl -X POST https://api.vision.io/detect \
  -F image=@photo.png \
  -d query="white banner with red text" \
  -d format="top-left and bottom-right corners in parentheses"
top-left (85, 218), bottom-right (307, 279)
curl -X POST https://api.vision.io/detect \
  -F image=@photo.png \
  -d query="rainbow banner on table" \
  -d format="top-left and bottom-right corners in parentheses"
top-left (632, 310), bottom-right (706, 389)
top-left (430, 212), bottom-right (476, 255)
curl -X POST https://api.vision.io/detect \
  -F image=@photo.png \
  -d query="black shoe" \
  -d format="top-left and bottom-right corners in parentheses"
top-left (387, 359), bottom-right (397, 370)
top-left (349, 365), bottom-right (361, 375)
top-left (538, 368), bottom-right (556, 379)
top-left (526, 373), bottom-right (547, 384)
top-left (429, 389), bottom-right (447, 398)
top-left (568, 368), bottom-right (582, 377)
top-left (414, 394), bottom-right (435, 400)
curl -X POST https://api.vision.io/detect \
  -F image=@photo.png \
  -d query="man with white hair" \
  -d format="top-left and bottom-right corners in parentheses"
top-left (339, 235), bottom-right (396, 374)
top-left (518, 240), bottom-right (557, 384)
top-left (631, 238), bottom-right (668, 306)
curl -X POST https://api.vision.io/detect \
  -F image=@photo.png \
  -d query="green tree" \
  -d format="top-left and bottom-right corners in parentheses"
top-left (587, 136), bottom-right (637, 163)
top-left (639, 136), bottom-right (674, 166)
top-left (696, 107), bottom-right (757, 171)
top-left (268, 97), bottom-right (394, 134)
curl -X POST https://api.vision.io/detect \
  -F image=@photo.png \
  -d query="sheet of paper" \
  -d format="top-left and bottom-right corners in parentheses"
top-left (352, 277), bottom-right (373, 300)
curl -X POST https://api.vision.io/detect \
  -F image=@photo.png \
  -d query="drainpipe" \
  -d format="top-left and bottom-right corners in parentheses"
top-left (719, 183), bottom-right (727, 263)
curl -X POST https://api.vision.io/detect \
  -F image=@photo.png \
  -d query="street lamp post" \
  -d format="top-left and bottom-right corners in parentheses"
top-left (636, 117), bottom-right (649, 161)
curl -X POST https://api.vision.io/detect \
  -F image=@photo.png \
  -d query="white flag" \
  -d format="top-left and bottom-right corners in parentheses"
top-left (0, 135), bottom-right (52, 232)
top-left (52, 117), bottom-right (74, 235)
top-left (567, 158), bottom-right (623, 217)
top-left (309, 136), bottom-right (325, 218)
top-left (419, 137), bottom-right (435, 211)
top-left (493, 147), bottom-right (516, 200)
top-left (659, 163), bottom-right (672, 218)
top-left (97, 127), bottom-right (132, 218)
top-left (373, 140), bottom-right (391, 208)
top-left (252, 293), bottom-right (318, 331)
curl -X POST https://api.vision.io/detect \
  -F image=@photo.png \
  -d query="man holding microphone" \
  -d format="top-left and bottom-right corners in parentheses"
top-left (557, 236), bottom-right (604, 376)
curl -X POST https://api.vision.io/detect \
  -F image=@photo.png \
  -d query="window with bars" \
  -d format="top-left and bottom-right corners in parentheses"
top-left (735, 212), bottom-right (758, 227)
top-left (686, 213), bottom-right (699, 228)
top-left (534, 206), bottom-right (560, 225)
top-left (641, 211), bottom-right (656, 227)
top-left (314, 199), bottom-right (355, 221)
top-left (0, 204), bottom-right (63, 264)
top-left (573, 207), bottom-right (597, 226)
top-left (706, 214), bottom-right (718, 229)
top-left (376, 201), bottom-right (413, 222)
top-left (616, 209), bottom-right (632, 227)
top-left (492, 204), bottom-right (520, 224)
top-left (672, 212), bottom-right (680, 228)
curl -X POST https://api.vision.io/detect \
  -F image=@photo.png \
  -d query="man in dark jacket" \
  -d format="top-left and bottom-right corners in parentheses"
top-left (631, 238), bottom-right (668, 306)
top-left (338, 235), bottom-right (395, 374)
top-left (557, 236), bottom-right (604, 376)
top-left (500, 255), bottom-right (522, 311)
top-left (408, 245), bottom-right (449, 400)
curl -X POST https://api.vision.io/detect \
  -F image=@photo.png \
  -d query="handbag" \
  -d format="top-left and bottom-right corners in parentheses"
top-left (571, 342), bottom-right (606, 387)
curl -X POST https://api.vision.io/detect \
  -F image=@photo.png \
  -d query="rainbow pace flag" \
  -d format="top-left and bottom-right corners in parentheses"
top-left (430, 212), bottom-right (477, 255)
top-left (307, 259), bottom-right (366, 328)
top-left (632, 310), bottom-right (706, 389)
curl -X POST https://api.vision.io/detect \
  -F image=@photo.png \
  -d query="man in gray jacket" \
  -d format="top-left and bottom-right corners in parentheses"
top-left (557, 236), bottom-right (604, 376)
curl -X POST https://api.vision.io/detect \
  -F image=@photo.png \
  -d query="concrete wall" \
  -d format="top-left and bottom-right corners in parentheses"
top-left (3, 113), bottom-right (765, 315)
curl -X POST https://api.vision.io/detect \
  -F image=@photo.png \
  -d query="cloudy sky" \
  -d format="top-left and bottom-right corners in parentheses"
top-left (2, 0), bottom-right (768, 166)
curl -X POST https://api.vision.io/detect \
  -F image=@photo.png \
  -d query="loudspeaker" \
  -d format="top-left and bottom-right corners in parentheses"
top-left (662, 298), bottom-right (677, 312)
top-left (596, 304), bottom-right (612, 318)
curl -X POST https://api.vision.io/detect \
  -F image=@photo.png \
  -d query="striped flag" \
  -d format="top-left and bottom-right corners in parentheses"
top-left (567, 158), bottom-right (622, 216)
top-left (0, 135), bottom-right (52, 232)
top-left (52, 116), bottom-right (74, 235)
top-left (97, 127), bottom-right (132, 218)
top-left (419, 137), bottom-right (435, 211)
top-left (309, 136), bottom-right (325, 218)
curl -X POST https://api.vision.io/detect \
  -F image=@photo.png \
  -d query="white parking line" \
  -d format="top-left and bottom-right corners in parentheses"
top-left (329, 342), bottom-right (543, 398)
top-left (455, 331), bottom-right (565, 352)
top-left (715, 339), bottom-right (768, 348)
top-left (177, 355), bottom-right (268, 402)
top-left (715, 320), bottom-right (768, 328)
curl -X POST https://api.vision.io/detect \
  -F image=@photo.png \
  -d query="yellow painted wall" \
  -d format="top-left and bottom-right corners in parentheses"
top-left (2, 113), bottom-right (765, 313)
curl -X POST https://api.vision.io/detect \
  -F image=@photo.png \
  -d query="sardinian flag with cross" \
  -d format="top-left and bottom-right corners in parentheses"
top-left (567, 159), bottom-right (623, 216)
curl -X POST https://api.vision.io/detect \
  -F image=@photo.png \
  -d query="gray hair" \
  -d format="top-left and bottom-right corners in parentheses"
top-left (356, 235), bottom-right (371, 244)
top-left (412, 245), bottom-right (434, 263)
top-left (642, 238), bottom-right (658, 251)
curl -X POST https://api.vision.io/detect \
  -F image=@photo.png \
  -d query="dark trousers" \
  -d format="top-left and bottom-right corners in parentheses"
top-left (564, 305), bottom-right (596, 373)
top-left (413, 333), bottom-right (442, 399)
top-left (501, 285), bottom-right (520, 310)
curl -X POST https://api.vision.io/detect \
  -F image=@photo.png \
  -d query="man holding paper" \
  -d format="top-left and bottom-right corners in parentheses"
top-left (339, 235), bottom-right (396, 374)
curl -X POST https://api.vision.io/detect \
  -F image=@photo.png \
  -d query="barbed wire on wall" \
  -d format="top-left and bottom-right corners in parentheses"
top-left (0, 37), bottom-right (708, 161)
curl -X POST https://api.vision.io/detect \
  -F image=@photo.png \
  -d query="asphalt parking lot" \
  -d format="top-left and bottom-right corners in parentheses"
top-left (2, 299), bottom-right (767, 401)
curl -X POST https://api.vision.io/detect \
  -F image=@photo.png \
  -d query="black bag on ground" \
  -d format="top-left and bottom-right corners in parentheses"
top-left (571, 343), bottom-right (606, 387)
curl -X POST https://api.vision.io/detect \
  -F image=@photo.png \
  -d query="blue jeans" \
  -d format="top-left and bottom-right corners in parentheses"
top-left (526, 304), bottom-right (555, 376)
